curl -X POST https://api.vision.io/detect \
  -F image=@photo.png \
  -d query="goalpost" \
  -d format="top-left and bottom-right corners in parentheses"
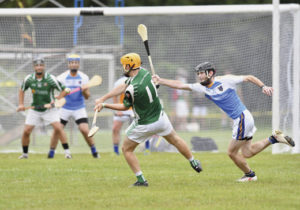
top-left (0, 5), bottom-right (299, 154)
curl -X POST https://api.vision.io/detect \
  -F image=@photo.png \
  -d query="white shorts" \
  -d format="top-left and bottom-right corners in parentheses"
top-left (125, 111), bottom-right (173, 144)
top-left (113, 110), bottom-right (134, 123)
top-left (25, 108), bottom-right (60, 126)
top-left (59, 107), bottom-right (87, 121)
top-left (232, 109), bottom-right (257, 140)
top-left (176, 100), bottom-right (189, 117)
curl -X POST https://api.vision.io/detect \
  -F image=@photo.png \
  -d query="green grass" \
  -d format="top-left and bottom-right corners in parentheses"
top-left (0, 152), bottom-right (299, 210)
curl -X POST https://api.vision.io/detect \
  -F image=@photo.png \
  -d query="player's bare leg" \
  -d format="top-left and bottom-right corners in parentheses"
top-left (51, 122), bottom-right (71, 159)
top-left (19, 124), bottom-right (35, 159)
top-left (228, 140), bottom-right (251, 172)
top-left (112, 120), bottom-right (123, 155)
top-left (122, 137), bottom-right (148, 186)
top-left (164, 130), bottom-right (202, 173)
top-left (49, 123), bottom-right (64, 149)
top-left (122, 137), bottom-right (140, 173)
top-left (241, 138), bottom-right (271, 158)
top-left (228, 139), bottom-right (257, 182)
top-left (78, 122), bottom-right (99, 158)
top-left (164, 130), bottom-right (192, 159)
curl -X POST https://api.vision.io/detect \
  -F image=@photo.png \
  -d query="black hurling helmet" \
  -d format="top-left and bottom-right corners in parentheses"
top-left (194, 62), bottom-right (216, 76)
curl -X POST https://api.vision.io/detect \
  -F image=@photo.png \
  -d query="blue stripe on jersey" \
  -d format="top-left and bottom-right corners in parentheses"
top-left (205, 88), bottom-right (246, 119)
top-left (63, 74), bottom-right (85, 110)
top-left (236, 113), bottom-right (245, 140)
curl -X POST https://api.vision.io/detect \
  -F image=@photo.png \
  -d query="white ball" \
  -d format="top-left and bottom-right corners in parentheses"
top-left (65, 88), bottom-right (71, 93)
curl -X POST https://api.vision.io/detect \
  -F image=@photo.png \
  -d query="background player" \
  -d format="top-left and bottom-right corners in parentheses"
top-left (49, 54), bottom-right (99, 158)
top-left (112, 76), bottom-right (134, 155)
top-left (94, 53), bottom-right (202, 187)
top-left (153, 62), bottom-right (295, 182)
top-left (17, 56), bottom-right (71, 159)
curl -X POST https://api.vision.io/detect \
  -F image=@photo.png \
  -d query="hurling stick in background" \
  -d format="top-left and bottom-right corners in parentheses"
top-left (24, 98), bottom-right (66, 110)
top-left (88, 110), bottom-right (100, 137)
top-left (137, 24), bottom-right (156, 75)
top-left (67, 75), bottom-right (102, 95)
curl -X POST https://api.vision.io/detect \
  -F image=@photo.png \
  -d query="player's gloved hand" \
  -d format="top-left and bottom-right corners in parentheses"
top-left (17, 104), bottom-right (25, 112)
top-left (262, 86), bottom-right (273, 96)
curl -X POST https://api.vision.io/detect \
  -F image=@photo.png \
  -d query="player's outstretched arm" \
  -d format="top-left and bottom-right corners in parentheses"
top-left (243, 75), bottom-right (273, 96)
top-left (152, 74), bottom-right (191, 90)
top-left (95, 83), bottom-right (128, 105)
top-left (94, 103), bottom-right (128, 112)
top-left (55, 88), bottom-right (70, 100)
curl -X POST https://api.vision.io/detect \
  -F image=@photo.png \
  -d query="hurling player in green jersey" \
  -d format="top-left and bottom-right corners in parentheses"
top-left (94, 53), bottom-right (202, 187)
top-left (17, 56), bottom-right (71, 159)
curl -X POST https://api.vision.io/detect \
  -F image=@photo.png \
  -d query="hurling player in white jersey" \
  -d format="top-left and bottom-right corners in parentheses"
top-left (112, 76), bottom-right (134, 155)
top-left (49, 54), bottom-right (99, 158)
top-left (153, 62), bottom-right (295, 182)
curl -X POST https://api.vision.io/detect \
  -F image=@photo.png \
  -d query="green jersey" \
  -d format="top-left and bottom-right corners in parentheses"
top-left (123, 68), bottom-right (162, 125)
top-left (21, 72), bottom-right (65, 112)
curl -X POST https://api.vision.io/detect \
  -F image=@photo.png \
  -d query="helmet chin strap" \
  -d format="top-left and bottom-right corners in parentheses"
top-left (123, 65), bottom-right (140, 77)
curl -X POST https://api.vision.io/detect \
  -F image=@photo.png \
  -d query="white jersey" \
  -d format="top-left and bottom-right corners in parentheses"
top-left (114, 76), bottom-right (133, 117)
top-left (57, 70), bottom-right (89, 110)
top-left (114, 76), bottom-right (127, 88)
top-left (188, 75), bottom-right (246, 119)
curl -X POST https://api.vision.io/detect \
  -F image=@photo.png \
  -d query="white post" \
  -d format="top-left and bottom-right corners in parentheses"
top-left (272, 0), bottom-right (281, 154)
top-left (108, 56), bottom-right (115, 91)
top-left (292, 9), bottom-right (300, 154)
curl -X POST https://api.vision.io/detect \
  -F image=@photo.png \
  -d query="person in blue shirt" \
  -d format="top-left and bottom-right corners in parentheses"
top-left (49, 54), bottom-right (99, 158)
top-left (153, 62), bottom-right (295, 182)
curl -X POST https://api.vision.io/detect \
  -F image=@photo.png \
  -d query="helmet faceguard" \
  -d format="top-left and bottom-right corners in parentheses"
top-left (120, 53), bottom-right (141, 76)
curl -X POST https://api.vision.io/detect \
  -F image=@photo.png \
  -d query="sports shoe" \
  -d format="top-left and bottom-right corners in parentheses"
top-left (65, 153), bottom-right (72, 159)
top-left (92, 152), bottom-right (100, 158)
top-left (48, 151), bottom-right (55, 159)
top-left (272, 130), bottom-right (295, 147)
top-left (237, 175), bottom-right (258, 182)
top-left (131, 180), bottom-right (149, 187)
top-left (190, 159), bottom-right (202, 173)
top-left (18, 154), bottom-right (28, 159)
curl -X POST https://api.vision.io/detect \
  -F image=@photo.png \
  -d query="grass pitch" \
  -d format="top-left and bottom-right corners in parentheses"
top-left (0, 152), bottom-right (299, 210)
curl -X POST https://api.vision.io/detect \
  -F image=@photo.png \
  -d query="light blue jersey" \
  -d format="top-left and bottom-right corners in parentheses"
top-left (57, 70), bottom-right (89, 110)
top-left (189, 75), bottom-right (246, 119)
